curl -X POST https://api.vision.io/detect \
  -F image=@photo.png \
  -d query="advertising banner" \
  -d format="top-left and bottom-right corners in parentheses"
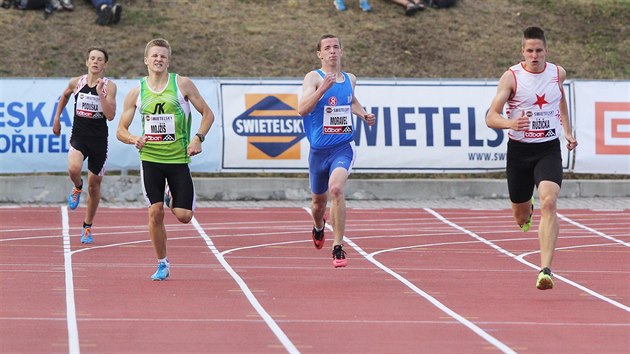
top-left (8, 78), bottom-right (626, 174)
top-left (0, 78), bottom-right (222, 173)
top-left (220, 79), bottom-right (572, 172)
top-left (573, 81), bottom-right (630, 174)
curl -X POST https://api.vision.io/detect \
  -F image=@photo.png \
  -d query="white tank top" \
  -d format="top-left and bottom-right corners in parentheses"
top-left (505, 62), bottom-right (563, 143)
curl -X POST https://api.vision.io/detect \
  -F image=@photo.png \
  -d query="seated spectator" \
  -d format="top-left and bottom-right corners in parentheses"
top-left (3, 0), bottom-right (67, 18)
top-left (88, 0), bottom-right (122, 26)
top-left (389, 0), bottom-right (426, 16)
top-left (334, 0), bottom-right (372, 12)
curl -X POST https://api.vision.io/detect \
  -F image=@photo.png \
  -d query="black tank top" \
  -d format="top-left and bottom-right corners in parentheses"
top-left (71, 76), bottom-right (109, 137)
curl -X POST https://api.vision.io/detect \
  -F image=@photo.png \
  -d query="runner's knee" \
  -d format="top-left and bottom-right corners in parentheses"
top-left (174, 209), bottom-right (193, 223)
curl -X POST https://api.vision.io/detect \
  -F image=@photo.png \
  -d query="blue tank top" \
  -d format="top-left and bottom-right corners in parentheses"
top-left (303, 69), bottom-right (354, 150)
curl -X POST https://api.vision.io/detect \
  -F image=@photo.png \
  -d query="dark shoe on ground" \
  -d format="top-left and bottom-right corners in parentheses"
top-left (111, 2), bottom-right (122, 24)
top-left (405, 1), bottom-right (419, 16)
top-left (96, 5), bottom-right (112, 25)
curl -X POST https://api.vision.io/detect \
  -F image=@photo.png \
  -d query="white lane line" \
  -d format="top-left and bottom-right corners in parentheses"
top-left (302, 207), bottom-right (516, 354)
top-left (517, 242), bottom-right (623, 259)
top-left (558, 213), bottom-right (630, 247)
top-left (61, 206), bottom-right (80, 354)
top-left (426, 208), bottom-right (630, 313)
top-left (191, 217), bottom-right (299, 354)
top-left (343, 237), bottom-right (517, 354)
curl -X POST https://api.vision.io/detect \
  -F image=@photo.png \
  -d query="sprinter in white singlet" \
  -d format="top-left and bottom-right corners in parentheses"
top-left (486, 27), bottom-right (578, 290)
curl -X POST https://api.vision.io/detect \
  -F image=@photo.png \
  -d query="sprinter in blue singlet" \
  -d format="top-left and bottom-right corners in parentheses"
top-left (297, 34), bottom-right (376, 268)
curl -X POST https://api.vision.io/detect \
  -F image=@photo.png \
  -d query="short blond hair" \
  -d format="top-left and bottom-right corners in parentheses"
top-left (144, 38), bottom-right (171, 58)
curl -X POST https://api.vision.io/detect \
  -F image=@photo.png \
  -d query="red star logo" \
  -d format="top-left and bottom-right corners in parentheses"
top-left (534, 94), bottom-right (548, 109)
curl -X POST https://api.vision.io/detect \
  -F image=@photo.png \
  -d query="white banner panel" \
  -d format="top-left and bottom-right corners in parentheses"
top-left (220, 79), bottom-right (572, 172)
top-left (0, 78), bottom-right (222, 173)
top-left (573, 81), bottom-right (630, 174)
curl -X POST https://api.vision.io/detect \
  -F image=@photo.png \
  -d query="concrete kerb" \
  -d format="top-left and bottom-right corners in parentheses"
top-left (0, 176), bottom-right (628, 204)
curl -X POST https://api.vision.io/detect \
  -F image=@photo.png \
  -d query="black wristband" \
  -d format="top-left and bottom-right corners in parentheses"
top-left (195, 133), bottom-right (205, 142)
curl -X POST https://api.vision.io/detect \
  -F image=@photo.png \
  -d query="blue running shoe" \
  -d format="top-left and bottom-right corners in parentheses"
top-left (81, 226), bottom-right (93, 244)
top-left (334, 0), bottom-right (346, 11)
top-left (67, 186), bottom-right (82, 210)
top-left (359, 0), bottom-right (372, 12)
top-left (151, 261), bottom-right (170, 281)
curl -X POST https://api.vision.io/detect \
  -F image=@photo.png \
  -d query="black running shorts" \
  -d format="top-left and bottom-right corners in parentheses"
top-left (69, 135), bottom-right (108, 176)
top-left (141, 161), bottom-right (195, 210)
top-left (506, 139), bottom-right (563, 204)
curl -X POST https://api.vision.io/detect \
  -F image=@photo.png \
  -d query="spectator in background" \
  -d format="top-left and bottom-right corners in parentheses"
top-left (485, 26), bottom-right (577, 290)
top-left (2, 0), bottom-right (71, 17)
top-left (52, 47), bottom-right (117, 244)
top-left (88, 0), bottom-right (122, 25)
top-left (388, 0), bottom-right (426, 16)
top-left (334, 0), bottom-right (372, 12)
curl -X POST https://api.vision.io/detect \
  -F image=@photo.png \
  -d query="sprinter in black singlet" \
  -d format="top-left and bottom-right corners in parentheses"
top-left (52, 47), bottom-right (117, 244)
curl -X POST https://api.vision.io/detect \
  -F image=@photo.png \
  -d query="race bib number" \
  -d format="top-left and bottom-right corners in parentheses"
top-left (323, 105), bottom-right (353, 134)
top-left (144, 114), bottom-right (176, 142)
top-left (524, 109), bottom-right (558, 139)
top-left (76, 93), bottom-right (103, 119)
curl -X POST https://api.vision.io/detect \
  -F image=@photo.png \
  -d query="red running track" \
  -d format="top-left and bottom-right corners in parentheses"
top-left (1, 205), bottom-right (628, 353)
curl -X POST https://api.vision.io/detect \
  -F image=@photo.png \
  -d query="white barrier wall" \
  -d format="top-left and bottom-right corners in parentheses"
top-left (1, 78), bottom-right (628, 174)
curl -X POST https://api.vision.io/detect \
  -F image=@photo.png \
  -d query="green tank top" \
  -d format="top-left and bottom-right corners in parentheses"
top-left (138, 73), bottom-right (192, 164)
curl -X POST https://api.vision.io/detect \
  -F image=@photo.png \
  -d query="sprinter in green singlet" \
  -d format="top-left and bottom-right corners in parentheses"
top-left (117, 38), bottom-right (215, 281)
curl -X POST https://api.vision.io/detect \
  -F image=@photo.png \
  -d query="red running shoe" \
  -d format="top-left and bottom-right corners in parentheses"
top-left (311, 219), bottom-right (326, 249)
top-left (332, 244), bottom-right (347, 268)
